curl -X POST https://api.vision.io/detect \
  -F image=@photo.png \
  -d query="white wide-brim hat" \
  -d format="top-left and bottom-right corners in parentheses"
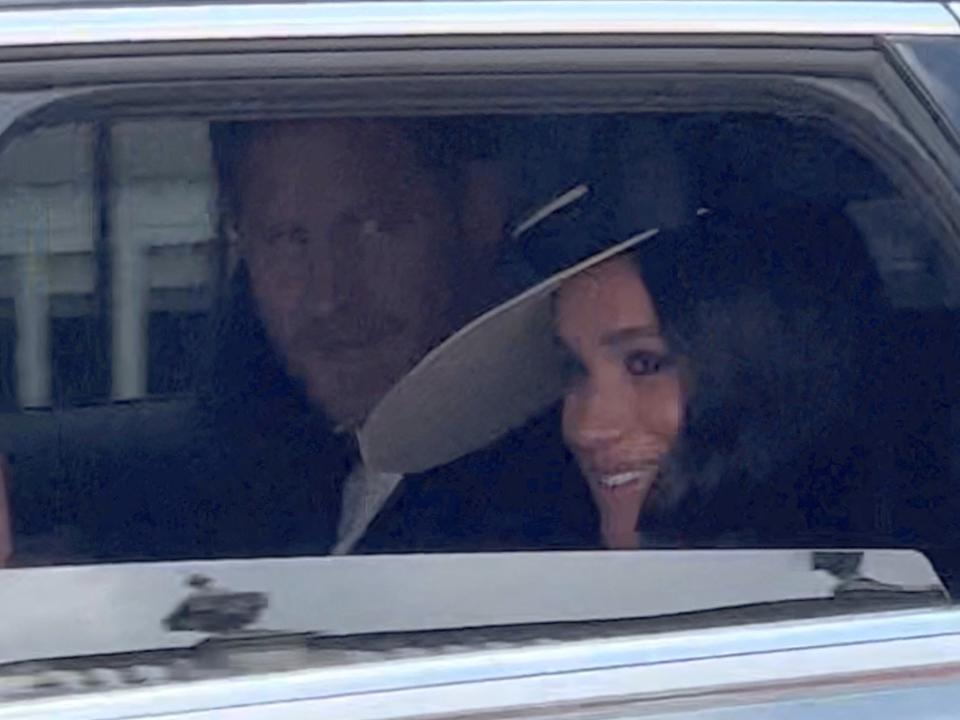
top-left (358, 181), bottom-right (668, 475)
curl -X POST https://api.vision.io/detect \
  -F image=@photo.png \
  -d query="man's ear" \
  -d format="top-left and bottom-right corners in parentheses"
top-left (222, 221), bottom-right (242, 276)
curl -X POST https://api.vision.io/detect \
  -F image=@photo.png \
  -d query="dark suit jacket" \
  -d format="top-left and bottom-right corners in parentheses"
top-left (360, 408), bottom-right (599, 554)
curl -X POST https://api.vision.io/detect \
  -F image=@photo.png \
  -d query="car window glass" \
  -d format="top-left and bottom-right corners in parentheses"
top-left (1, 110), bottom-right (958, 660)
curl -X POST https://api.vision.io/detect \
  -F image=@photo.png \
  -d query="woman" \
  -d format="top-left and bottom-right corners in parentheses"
top-left (554, 202), bottom-right (888, 549)
top-left (553, 249), bottom-right (682, 549)
top-left (360, 178), bottom-right (890, 551)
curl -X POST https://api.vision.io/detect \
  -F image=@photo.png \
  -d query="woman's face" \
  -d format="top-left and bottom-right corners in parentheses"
top-left (555, 256), bottom-right (683, 550)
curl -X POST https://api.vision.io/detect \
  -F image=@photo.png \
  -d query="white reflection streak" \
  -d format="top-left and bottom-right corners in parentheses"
top-left (7, 191), bottom-right (52, 408)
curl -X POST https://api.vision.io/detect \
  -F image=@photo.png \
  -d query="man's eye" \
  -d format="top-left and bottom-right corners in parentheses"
top-left (358, 219), bottom-right (382, 240)
top-left (287, 229), bottom-right (310, 247)
top-left (268, 228), bottom-right (309, 249)
top-left (357, 218), bottom-right (397, 248)
top-left (624, 351), bottom-right (667, 377)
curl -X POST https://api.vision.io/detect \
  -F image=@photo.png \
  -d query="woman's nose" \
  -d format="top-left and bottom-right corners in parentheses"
top-left (568, 381), bottom-right (631, 450)
top-left (574, 423), bottom-right (624, 449)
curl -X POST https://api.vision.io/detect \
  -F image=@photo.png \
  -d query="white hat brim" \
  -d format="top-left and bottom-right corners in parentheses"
top-left (358, 227), bottom-right (661, 475)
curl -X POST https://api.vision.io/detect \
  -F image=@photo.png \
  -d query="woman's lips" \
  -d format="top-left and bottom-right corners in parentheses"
top-left (596, 471), bottom-right (645, 489)
top-left (588, 462), bottom-right (660, 490)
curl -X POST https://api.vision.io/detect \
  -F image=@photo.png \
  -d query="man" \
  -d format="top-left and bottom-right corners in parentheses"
top-left (213, 117), bottom-right (505, 555)
top-left (229, 119), bottom-right (464, 428)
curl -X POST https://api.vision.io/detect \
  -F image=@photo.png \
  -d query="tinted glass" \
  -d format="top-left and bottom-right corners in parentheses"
top-left (1, 110), bottom-right (958, 671)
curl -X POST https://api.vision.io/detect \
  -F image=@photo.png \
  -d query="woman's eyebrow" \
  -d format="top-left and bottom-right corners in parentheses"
top-left (601, 327), bottom-right (663, 348)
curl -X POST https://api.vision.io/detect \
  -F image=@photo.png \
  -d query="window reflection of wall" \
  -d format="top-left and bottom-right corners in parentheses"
top-left (0, 121), bottom-right (215, 409)
top-left (111, 121), bottom-right (214, 401)
top-left (0, 124), bottom-right (96, 408)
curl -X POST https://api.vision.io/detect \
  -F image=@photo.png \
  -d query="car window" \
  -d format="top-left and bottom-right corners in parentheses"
top-left (0, 121), bottom-right (214, 409)
top-left (1, 102), bottom-right (960, 676)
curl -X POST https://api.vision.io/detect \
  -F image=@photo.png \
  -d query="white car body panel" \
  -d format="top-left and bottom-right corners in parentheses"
top-left (0, 0), bottom-right (956, 50)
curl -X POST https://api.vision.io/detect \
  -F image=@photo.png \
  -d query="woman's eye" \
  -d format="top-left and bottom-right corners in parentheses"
top-left (624, 351), bottom-right (668, 377)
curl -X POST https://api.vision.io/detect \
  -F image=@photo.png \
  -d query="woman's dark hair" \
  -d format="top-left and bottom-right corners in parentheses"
top-left (628, 205), bottom-right (893, 546)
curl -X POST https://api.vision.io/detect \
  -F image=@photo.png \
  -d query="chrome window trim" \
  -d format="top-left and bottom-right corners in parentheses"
top-left (0, 1), bottom-right (956, 49)
top-left (3, 608), bottom-right (960, 719)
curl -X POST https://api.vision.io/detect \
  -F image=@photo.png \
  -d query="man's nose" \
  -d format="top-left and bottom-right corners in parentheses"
top-left (301, 238), bottom-right (364, 316)
top-left (299, 251), bottom-right (338, 316)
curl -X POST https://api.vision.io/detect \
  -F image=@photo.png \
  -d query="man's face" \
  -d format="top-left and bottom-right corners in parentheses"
top-left (236, 120), bottom-right (457, 428)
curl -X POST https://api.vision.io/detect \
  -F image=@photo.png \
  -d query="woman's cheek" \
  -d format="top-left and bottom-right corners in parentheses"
top-left (561, 385), bottom-right (599, 477)
top-left (633, 373), bottom-right (684, 442)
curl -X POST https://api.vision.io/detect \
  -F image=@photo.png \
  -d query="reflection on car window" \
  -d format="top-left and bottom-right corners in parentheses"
top-left (1, 112), bottom-right (959, 596)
